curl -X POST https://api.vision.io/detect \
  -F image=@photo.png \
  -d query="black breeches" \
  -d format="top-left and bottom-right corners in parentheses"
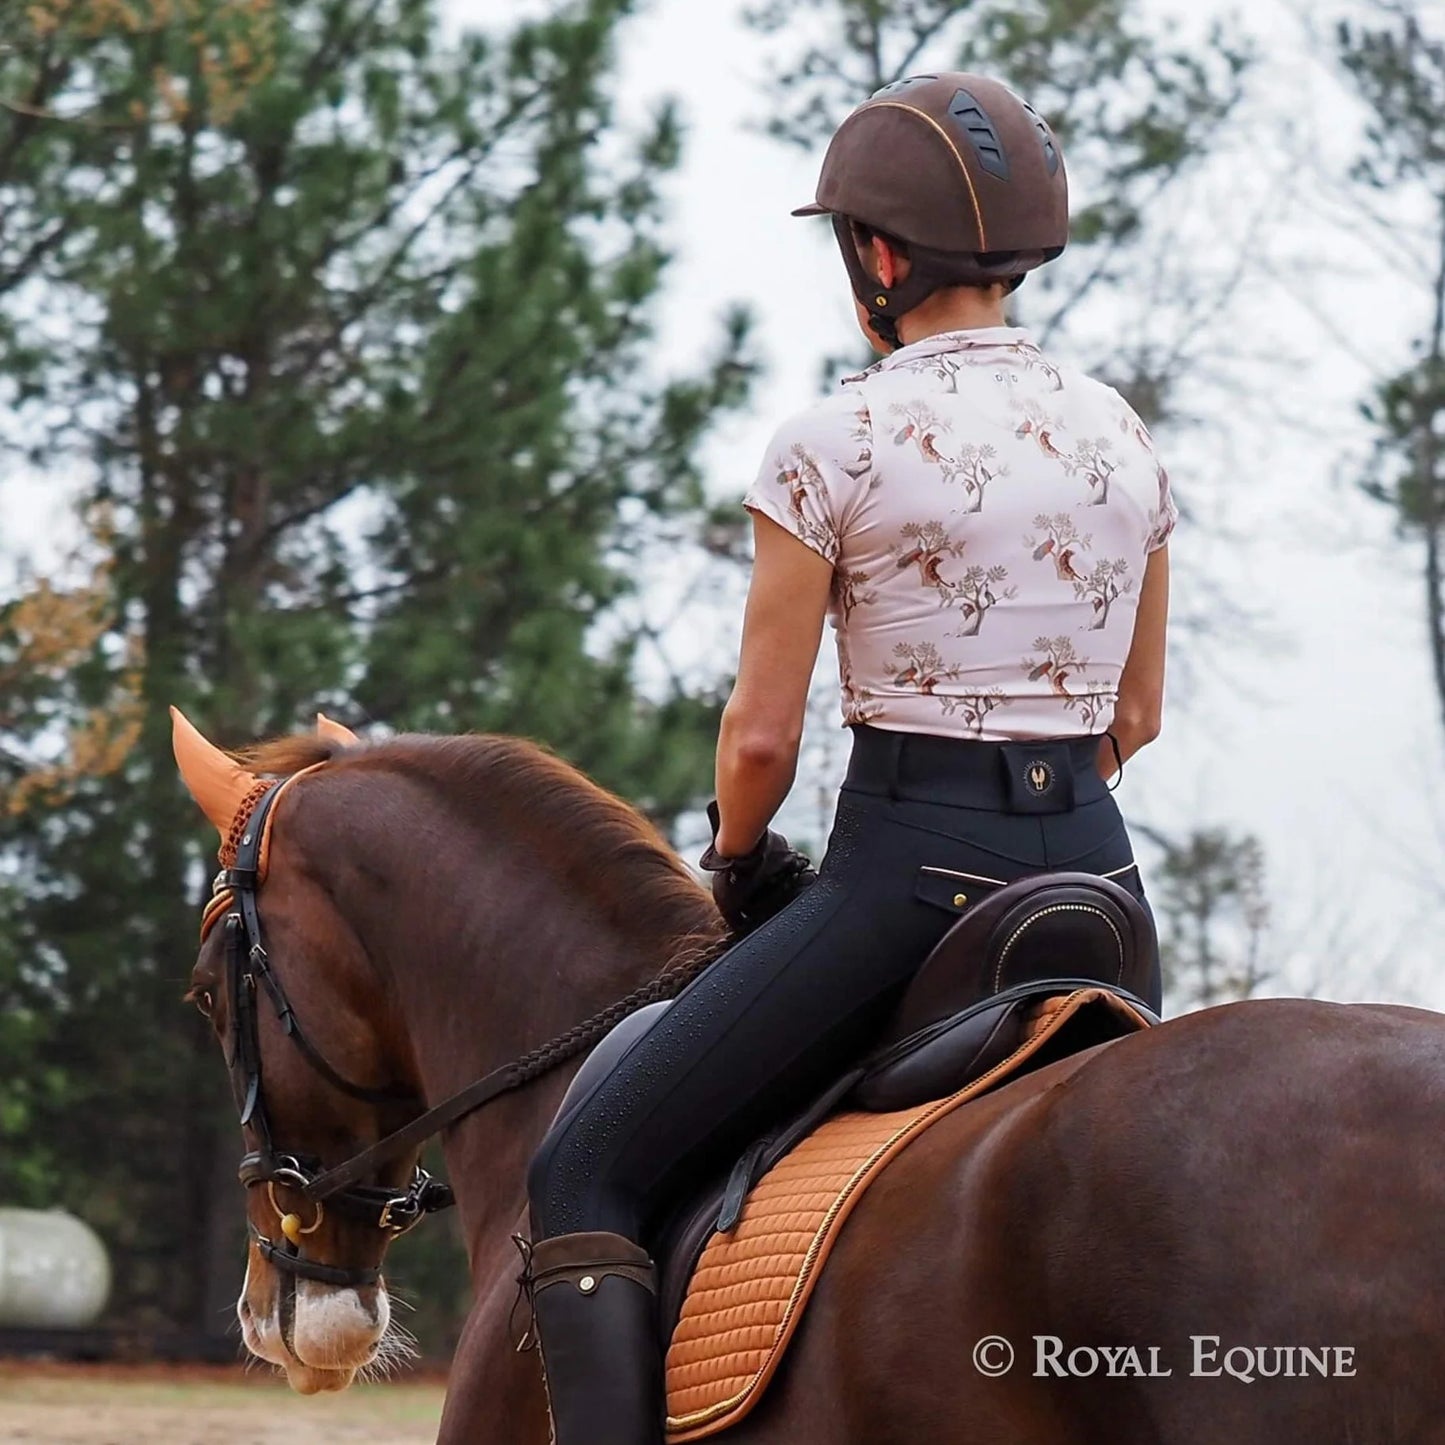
top-left (528, 731), bottom-right (1156, 1243)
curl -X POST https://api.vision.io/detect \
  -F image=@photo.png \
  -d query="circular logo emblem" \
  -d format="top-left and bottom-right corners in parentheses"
top-left (1026, 760), bottom-right (1054, 795)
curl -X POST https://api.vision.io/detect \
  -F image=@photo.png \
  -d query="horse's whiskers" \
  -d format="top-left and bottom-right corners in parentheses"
top-left (361, 1318), bottom-right (420, 1382)
top-left (380, 1319), bottom-right (421, 1360)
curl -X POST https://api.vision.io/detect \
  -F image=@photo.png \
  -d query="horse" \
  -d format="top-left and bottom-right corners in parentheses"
top-left (173, 712), bottom-right (1445, 1444)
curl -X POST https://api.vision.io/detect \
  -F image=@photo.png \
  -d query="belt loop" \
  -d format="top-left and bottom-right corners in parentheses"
top-left (886, 731), bottom-right (904, 802)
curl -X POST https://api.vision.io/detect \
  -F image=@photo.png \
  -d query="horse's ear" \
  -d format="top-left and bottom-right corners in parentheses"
top-left (170, 706), bottom-right (262, 840)
top-left (316, 712), bottom-right (360, 747)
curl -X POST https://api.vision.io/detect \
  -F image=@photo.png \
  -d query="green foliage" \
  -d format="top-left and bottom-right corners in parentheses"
top-left (1360, 359), bottom-right (1445, 533)
top-left (1342, 0), bottom-right (1445, 525)
top-left (1339, 2), bottom-right (1445, 737)
top-left (1339, 6), bottom-right (1445, 188)
top-left (0, 0), bottom-right (753, 1341)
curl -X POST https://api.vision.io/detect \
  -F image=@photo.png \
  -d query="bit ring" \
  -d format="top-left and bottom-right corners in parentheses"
top-left (268, 1182), bottom-right (325, 1244)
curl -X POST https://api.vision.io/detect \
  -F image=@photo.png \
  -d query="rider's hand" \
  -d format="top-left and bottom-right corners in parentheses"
top-left (699, 802), bottom-right (817, 936)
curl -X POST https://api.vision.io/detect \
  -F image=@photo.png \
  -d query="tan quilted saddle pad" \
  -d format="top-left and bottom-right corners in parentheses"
top-left (664, 986), bottom-right (1143, 1441)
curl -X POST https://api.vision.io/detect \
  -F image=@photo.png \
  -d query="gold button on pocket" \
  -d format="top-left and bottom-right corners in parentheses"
top-left (913, 866), bottom-right (1002, 915)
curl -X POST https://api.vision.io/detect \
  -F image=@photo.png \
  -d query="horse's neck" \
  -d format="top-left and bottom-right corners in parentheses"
top-left (425, 959), bottom-right (636, 1269)
top-left (364, 839), bottom-right (704, 1267)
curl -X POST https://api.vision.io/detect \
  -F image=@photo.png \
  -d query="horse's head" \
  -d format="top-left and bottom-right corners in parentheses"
top-left (173, 708), bottom-right (426, 1393)
top-left (173, 707), bottom-right (725, 1397)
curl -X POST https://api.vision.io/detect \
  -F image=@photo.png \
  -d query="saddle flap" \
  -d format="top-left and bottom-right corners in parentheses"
top-left (855, 981), bottom-right (1155, 1113)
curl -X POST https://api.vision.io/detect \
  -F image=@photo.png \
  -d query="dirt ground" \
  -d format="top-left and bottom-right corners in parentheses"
top-left (0, 1363), bottom-right (445, 1445)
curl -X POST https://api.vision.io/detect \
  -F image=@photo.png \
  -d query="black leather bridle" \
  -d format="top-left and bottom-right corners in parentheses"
top-left (216, 779), bottom-right (719, 1291)
top-left (222, 784), bottom-right (453, 1288)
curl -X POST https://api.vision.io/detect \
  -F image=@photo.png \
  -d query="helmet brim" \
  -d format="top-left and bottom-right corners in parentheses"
top-left (790, 202), bottom-right (830, 218)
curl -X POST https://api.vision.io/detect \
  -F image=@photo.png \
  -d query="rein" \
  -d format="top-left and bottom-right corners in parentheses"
top-left (303, 957), bottom-right (709, 1201)
top-left (218, 778), bottom-right (719, 1286)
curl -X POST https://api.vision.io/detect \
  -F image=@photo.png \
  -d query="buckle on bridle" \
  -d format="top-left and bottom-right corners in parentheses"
top-left (376, 1170), bottom-right (453, 1233)
top-left (377, 1195), bottom-right (416, 1233)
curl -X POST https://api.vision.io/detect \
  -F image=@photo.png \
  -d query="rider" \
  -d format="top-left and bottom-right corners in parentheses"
top-left (524, 73), bottom-right (1173, 1445)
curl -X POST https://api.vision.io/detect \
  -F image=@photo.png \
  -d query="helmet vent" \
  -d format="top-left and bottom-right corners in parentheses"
top-left (871, 75), bottom-right (940, 100)
top-left (947, 89), bottom-right (1009, 180)
top-left (1021, 101), bottom-right (1061, 176)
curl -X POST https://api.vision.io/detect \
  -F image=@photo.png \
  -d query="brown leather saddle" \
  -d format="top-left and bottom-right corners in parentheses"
top-left (854, 869), bottom-right (1157, 1110)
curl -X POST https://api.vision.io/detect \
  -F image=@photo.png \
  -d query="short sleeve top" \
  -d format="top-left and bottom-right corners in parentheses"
top-left (743, 328), bottom-right (1176, 740)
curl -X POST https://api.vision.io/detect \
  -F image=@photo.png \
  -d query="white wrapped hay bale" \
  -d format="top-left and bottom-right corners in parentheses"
top-left (0, 1208), bottom-right (111, 1328)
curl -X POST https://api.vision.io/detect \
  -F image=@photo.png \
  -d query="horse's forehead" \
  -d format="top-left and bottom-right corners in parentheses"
top-left (220, 780), bottom-right (277, 870)
top-left (199, 763), bottom-right (334, 945)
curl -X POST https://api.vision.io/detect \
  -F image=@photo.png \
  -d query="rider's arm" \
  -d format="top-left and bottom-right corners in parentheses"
top-left (713, 514), bottom-right (833, 857)
top-left (1101, 544), bottom-right (1169, 780)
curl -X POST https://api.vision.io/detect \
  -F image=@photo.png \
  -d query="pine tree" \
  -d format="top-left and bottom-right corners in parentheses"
top-left (1339, 3), bottom-right (1445, 745)
top-left (0, 0), bottom-right (751, 1337)
top-left (1134, 824), bottom-right (1270, 1010)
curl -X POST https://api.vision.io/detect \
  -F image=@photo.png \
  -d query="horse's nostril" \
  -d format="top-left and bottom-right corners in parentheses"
top-left (239, 1298), bottom-right (253, 1320)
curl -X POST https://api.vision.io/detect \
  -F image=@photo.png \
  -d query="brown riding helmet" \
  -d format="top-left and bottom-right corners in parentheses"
top-left (793, 73), bottom-right (1069, 348)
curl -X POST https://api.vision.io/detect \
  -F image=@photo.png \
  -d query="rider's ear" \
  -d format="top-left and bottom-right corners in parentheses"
top-left (171, 706), bottom-right (263, 842)
top-left (873, 235), bottom-right (898, 289)
top-left (874, 234), bottom-right (912, 290)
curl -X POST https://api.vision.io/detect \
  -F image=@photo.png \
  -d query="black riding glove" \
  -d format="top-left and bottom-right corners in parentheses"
top-left (698, 802), bottom-right (817, 936)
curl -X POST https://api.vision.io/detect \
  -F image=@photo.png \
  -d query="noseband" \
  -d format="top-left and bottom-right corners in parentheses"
top-left (216, 776), bottom-right (722, 1293)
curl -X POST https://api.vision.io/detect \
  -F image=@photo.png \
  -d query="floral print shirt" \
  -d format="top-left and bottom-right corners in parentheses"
top-left (744, 328), bottom-right (1176, 740)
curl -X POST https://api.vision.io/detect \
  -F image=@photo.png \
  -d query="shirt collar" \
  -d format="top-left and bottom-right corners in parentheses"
top-left (847, 327), bottom-right (1041, 378)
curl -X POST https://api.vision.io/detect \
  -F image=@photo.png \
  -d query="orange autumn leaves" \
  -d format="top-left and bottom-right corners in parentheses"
top-left (16, 0), bottom-right (277, 127)
top-left (1, 548), bottom-right (142, 819)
